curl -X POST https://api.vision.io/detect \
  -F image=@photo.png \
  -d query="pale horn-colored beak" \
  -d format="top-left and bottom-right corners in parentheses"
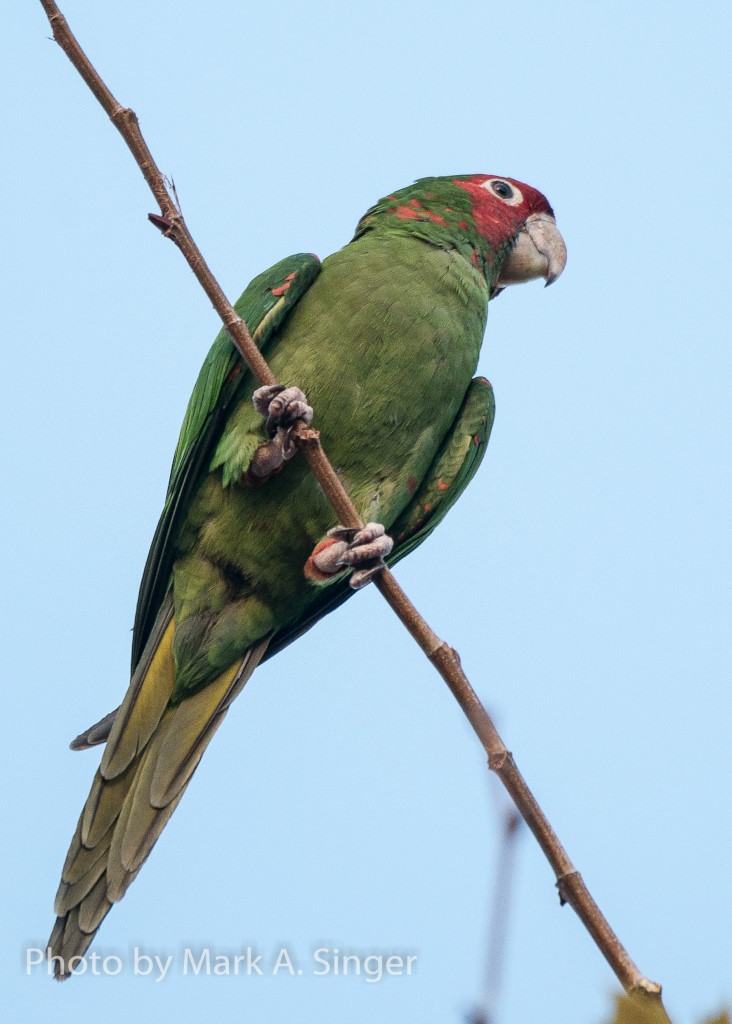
top-left (496, 212), bottom-right (567, 289)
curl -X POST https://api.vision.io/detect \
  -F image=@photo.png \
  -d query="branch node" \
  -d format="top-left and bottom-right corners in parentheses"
top-left (488, 749), bottom-right (511, 774)
top-left (148, 212), bottom-right (172, 234)
top-left (555, 869), bottom-right (582, 907)
top-left (629, 979), bottom-right (664, 998)
top-left (111, 105), bottom-right (137, 128)
top-left (430, 641), bottom-right (461, 667)
top-left (292, 423), bottom-right (321, 447)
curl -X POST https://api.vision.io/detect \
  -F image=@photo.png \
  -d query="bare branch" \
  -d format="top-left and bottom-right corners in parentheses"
top-left (38, 2), bottom-right (671, 1015)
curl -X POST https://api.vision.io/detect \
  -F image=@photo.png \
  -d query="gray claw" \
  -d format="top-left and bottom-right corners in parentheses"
top-left (350, 564), bottom-right (387, 590)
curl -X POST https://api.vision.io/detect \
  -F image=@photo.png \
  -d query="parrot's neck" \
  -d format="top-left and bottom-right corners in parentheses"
top-left (353, 194), bottom-right (510, 291)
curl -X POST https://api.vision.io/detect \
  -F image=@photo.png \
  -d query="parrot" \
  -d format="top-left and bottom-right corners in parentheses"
top-left (47, 173), bottom-right (566, 978)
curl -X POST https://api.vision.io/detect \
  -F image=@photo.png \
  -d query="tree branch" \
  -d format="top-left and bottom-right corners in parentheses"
top-left (38, 2), bottom-right (671, 1015)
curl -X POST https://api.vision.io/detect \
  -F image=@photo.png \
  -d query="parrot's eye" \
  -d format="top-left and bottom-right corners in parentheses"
top-left (481, 178), bottom-right (524, 206)
top-left (492, 181), bottom-right (513, 199)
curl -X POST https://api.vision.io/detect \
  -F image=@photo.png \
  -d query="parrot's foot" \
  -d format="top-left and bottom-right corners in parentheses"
top-left (304, 523), bottom-right (393, 590)
top-left (247, 384), bottom-right (314, 484)
top-left (253, 384), bottom-right (313, 433)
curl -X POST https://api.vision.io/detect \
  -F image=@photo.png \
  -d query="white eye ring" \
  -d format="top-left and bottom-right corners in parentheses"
top-left (481, 178), bottom-right (524, 206)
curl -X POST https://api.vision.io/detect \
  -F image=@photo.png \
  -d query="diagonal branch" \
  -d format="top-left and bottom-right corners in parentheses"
top-left (38, 2), bottom-right (671, 1016)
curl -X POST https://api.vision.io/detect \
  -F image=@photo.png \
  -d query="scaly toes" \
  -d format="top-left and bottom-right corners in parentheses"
top-left (305, 522), bottom-right (393, 589)
top-left (330, 523), bottom-right (393, 567)
top-left (252, 384), bottom-right (313, 433)
top-left (247, 384), bottom-right (314, 484)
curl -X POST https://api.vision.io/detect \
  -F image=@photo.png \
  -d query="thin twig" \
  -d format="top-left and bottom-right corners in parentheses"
top-left (38, 2), bottom-right (671, 1015)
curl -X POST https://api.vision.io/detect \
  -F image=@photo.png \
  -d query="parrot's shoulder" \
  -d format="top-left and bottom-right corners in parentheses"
top-left (170, 253), bottom-right (321, 476)
top-left (234, 253), bottom-right (322, 348)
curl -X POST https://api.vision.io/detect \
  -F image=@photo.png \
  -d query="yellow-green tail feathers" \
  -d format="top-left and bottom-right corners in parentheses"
top-left (48, 610), bottom-right (269, 979)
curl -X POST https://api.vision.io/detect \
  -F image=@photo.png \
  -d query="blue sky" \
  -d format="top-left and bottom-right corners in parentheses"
top-left (3, 2), bottom-right (730, 1022)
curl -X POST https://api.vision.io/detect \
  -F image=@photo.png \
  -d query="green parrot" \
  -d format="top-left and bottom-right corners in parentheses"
top-left (48, 173), bottom-right (566, 978)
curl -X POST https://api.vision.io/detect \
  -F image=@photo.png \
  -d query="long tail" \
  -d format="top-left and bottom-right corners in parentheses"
top-left (48, 600), bottom-right (270, 979)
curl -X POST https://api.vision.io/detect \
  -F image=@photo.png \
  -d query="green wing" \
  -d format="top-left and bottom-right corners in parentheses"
top-left (131, 253), bottom-right (321, 669)
top-left (265, 376), bottom-right (495, 660)
top-left (388, 376), bottom-right (495, 563)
